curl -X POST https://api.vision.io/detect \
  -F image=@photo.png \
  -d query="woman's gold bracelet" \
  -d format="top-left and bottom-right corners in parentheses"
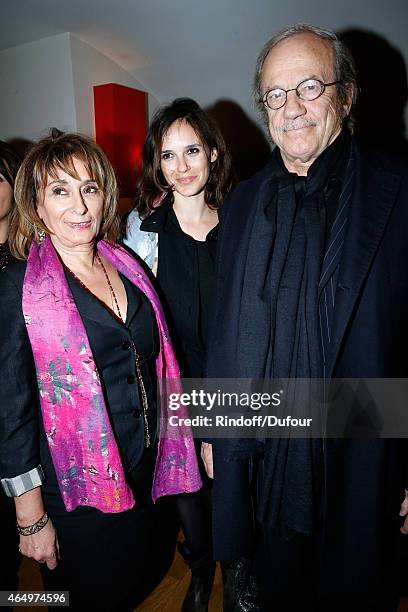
top-left (17, 511), bottom-right (49, 536)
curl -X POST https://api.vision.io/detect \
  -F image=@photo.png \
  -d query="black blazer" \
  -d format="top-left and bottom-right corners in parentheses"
top-left (207, 140), bottom-right (408, 581)
top-left (0, 261), bottom-right (159, 490)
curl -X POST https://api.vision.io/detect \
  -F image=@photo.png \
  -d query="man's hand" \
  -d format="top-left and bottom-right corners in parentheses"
top-left (201, 442), bottom-right (214, 479)
top-left (399, 489), bottom-right (408, 534)
top-left (19, 518), bottom-right (59, 569)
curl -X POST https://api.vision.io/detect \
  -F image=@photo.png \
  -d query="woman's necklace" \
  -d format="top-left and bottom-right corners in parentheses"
top-left (95, 252), bottom-right (123, 321)
top-left (95, 254), bottom-right (150, 446)
top-left (64, 253), bottom-right (150, 447)
top-left (64, 254), bottom-right (123, 322)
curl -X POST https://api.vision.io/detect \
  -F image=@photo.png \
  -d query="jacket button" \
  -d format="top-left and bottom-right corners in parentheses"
top-left (132, 409), bottom-right (141, 418)
top-left (122, 340), bottom-right (131, 350)
top-left (127, 374), bottom-right (136, 384)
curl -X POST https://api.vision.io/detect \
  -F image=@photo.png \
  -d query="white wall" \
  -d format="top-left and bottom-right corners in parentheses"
top-left (0, 32), bottom-right (159, 144)
top-left (0, 33), bottom-right (77, 142)
top-left (69, 34), bottom-right (159, 137)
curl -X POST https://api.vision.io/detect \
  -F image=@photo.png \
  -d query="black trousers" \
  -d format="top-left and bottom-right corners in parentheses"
top-left (175, 441), bottom-right (213, 563)
top-left (41, 486), bottom-right (178, 611)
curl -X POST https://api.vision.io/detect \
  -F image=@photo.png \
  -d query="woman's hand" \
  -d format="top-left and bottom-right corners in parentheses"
top-left (19, 519), bottom-right (59, 570)
top-left (400, 489), bottom-right (408, 535)
top-left (14, 487), bottom-right (59, 569)
top-left (201, 442), bottom-right (214, 479)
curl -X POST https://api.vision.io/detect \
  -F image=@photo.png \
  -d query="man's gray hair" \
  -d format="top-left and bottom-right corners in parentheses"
top-left (254, 23), bottom-right (358, 130)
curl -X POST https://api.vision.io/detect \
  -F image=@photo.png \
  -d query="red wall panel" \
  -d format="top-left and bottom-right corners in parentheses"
top-left (94, 83), bottom-right (147, 198)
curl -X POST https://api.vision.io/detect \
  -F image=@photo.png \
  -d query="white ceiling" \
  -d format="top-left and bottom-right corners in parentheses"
top-left (1, 0), bottom-right (408, 130)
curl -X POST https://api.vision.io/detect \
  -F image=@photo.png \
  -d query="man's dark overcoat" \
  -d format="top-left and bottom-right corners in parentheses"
top-left (207, 139), bottom-right (408, 596)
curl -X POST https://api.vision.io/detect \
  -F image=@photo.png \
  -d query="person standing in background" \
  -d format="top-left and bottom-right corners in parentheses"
top-left (0, 141), bottom-right (21, 266)
top-left (0, 140), bottom-right (22, 608)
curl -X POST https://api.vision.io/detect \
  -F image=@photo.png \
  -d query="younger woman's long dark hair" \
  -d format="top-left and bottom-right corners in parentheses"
top-left (135, 98), bottom-right (234, 218)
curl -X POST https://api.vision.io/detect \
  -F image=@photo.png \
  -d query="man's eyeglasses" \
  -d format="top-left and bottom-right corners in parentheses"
top-left (260, 79), bottom-right (341, 110)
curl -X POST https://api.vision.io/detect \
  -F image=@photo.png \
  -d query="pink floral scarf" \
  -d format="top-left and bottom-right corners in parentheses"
top-left (22, 236), bottom-right (202, 512)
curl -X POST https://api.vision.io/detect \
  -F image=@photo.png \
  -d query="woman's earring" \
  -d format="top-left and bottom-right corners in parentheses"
top-left (37, 227), bottom-right (46, 243)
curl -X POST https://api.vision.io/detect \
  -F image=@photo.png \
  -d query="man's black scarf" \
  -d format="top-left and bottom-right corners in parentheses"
top-left (229, 130), bottom-right (351, 535)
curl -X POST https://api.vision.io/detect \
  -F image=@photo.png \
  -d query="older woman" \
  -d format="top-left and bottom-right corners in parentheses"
top-left (124, 98), bottom-right (234, 611)
top-left (0, 130), bottom-right (201, 611)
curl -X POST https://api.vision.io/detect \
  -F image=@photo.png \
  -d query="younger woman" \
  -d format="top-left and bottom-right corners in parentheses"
top-left (124, 98), bottom-right (234, 610)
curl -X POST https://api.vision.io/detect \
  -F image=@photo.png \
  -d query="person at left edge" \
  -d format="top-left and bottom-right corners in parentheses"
top-left (0, 130), bottom-right (202, 611)
top-left (0, 140), bottom-right (22, 609)
top-left (0, 140), bottom-right (20, 268)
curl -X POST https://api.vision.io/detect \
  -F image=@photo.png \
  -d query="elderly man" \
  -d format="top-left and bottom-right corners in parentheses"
top-left (204, 24), bottom-right (408, 611)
